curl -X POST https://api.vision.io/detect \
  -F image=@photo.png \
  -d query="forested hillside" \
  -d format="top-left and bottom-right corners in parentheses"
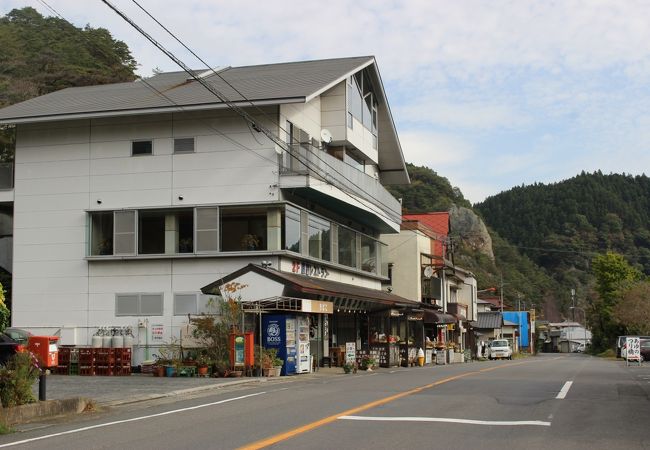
top-left (388, 164), bottom-right (563, 319)
top-left (388, 164), bottom-right (472, 212)
top-left (0, 7), bottom-right (138, 304)
top-left (0, 7), bottom-right (137, 160)
top-left (475, 172), bottom-right (650, 297)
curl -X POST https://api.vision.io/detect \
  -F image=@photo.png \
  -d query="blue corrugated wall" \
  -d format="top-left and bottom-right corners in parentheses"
top-left (503, 311), bottom-right (529, 348)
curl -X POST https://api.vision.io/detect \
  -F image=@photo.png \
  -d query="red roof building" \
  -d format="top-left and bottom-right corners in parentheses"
top-left (402, 212), bottom-right (450, 260)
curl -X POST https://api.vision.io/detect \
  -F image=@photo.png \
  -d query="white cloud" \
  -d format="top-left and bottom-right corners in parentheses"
top-left (396, 97), bottom-right (530, 131)
top-left (399, 130), bottom-right (474, 168)
top-left (4, 0), bottom-right (650, 202)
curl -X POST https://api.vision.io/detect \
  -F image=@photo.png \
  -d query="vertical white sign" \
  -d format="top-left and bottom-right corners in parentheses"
top-left (345, 342), bottom-right (356, 365)
top-left (626, 337), bottom-right (641, 366)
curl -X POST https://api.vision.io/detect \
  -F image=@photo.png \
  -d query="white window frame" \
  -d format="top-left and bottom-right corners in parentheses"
top-left (173, 293), bottom-right (212, 316)
top-left (113, 210), bottom-right (137, 256)
top-left (195, 207), bottom-right (219, 252)
top-left (116, 293), bottom-right (164, 316)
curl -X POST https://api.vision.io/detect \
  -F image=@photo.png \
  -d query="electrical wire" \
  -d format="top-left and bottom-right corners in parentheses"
top-left (39, 0), bottom-right (404, 226)
top-left (101, 0), bottom-right (404, 225)
top-left (35, 0), bottom-right (281, 170)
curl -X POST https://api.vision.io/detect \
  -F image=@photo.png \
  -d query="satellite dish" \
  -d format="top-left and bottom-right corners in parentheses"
top-left (423, 266), bottom-right (434, 279)
top-left (320, 129), bottom-right (333, 144)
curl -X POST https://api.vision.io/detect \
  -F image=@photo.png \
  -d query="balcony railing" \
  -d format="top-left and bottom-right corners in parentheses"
top-left (280, 145), bottom-right (402, 223)
top-left (0, 163), bottom-right (13, 190)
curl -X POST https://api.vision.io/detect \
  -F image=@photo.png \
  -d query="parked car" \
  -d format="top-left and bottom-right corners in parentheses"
top-left (574, 343), bottom-right (588, 353)
top-left (640, 339), bottom-right (650, 362)
top-left (3, 327), bottom-right (33, 345)
top-left (0, 333), bottom-right (26, 365)
top-left (620, 336), bottom-right (650, 359)
top-left (488, 339), bottom-right (513, 360)
top-left (616, 336), bottom-right (626, 358)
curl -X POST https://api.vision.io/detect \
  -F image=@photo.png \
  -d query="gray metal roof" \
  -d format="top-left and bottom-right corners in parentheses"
top-left (0, 56), bottom-right (374, 123)
top-left (0, 55), bottom-right (409, 184)
top-left (476, 312), bottom-right (503, 329)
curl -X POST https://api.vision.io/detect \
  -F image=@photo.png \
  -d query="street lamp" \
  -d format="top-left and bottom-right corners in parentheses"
top-left (569, 306), bottom-right (588, 350)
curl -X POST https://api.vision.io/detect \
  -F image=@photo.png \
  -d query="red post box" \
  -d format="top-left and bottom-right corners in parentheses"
top-left (229, 332), bottom-right (255, 369)
top-left (27, 336), bottom-right (59, 368)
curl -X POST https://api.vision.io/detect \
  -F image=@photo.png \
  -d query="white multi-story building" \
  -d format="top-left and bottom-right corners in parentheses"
top-left (0, 57), bottom-right (412, 364)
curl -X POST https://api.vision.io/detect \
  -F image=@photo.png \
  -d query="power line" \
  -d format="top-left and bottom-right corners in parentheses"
top-left (101, 0), bottom-right (404, 225)
top-left (41, 0), bottom-right (404, 226)
top-left (35, 0), bottom-right (281, 170)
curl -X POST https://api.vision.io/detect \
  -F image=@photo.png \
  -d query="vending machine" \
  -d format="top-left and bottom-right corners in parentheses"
top-left (262, 315), bottom-right (296, 375)
top-left (296, 315), bottom-right (311, 373)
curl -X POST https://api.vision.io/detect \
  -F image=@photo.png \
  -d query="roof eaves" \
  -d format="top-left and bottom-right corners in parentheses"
top-left (371, 60), bottom-right (410, 184)
top-left (304, 57), bottom-right (375, 103)
top-left (0, 97), bottom-right (305, 125)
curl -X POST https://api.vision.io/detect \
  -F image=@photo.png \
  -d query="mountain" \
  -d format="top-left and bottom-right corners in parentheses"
top-left (0, 7), bottom-right (137, 161)
top-left (475, 172), bottom-right (650, 300)
top-left (387, 164), bottom-right (563, 319)
top-left (0, 7), bottom-right (138, 304)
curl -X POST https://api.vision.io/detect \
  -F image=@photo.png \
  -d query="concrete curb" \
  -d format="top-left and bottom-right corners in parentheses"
top-left (0, 397), bottom-right (92, 426)
top-left (100, 377), bottom-right (266, 407)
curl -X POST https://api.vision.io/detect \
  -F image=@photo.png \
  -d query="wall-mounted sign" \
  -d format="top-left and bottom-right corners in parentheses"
top-left (390, 309), bottom-right (402, 317)
top-left (302, 299), bottom-right (333, 314)
top-left (407, 313), bottom-right (423, 321)
top-left (291, 261), bottom-right (329, 278)
top-left (151, 324), bottom-right (164, 342)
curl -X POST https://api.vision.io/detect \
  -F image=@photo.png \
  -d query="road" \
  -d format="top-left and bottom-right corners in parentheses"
top-left (1, 353), bottom-right (649, 449)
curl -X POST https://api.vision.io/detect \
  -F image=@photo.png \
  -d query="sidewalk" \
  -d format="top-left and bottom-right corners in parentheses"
top-left (38, 367), bottom-right (348, 407)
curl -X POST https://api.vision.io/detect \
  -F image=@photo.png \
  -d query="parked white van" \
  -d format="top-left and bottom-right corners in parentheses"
top-left (488, 339), bottom-right (513, 360)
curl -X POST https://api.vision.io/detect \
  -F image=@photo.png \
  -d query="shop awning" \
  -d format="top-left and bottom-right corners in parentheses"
top-left (423, 310), bottom-right (457, 324)
top-left (200, 263), bottom-right (423, 312)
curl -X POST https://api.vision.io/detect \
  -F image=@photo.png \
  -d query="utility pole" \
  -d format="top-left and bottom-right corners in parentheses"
top-left (499, 273), bottom-right (504, 339)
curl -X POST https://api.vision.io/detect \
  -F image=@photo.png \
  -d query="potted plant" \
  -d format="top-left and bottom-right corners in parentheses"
top-left (360, 355), bottom-right (376, 371)
top-left (262, 348), bottom-right (283, 376)
top-left (342, 362), bottom-right (354, 374)
top-left (240, 234), bottom-right (260, 250)
top-left (214, 359), bottom-right (230, 377)
top-left (196, 353), bottom-right (210, 377)
top-left (178, 237), bottom-right (193, 253)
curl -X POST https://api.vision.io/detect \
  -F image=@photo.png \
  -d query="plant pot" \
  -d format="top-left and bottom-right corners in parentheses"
top-left (197, 365), bottom-right (209, 376)
top-left (229, 370), bottom-right (243, 377)
top-left (263, 366), bottom-right (282, 377)
top-left (165, 366), bottom-right (176, 377)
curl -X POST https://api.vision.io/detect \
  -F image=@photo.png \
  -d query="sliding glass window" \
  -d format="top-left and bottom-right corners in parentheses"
top-left (220, 206), bottom-right (267, 251)
top-left (284, 205), bottom-right (301, 253)
top-left (360, 234), bottom-right (377, 274)
top-left (308, 215), bottom-right (331, 261)
top-left (338, 226), bottom-right (357, 268)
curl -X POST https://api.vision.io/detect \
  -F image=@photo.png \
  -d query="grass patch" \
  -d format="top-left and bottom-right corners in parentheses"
top-left (597, 349), bottom-right (616, 358)
top-left (0, 422), bottom-right (13, 435)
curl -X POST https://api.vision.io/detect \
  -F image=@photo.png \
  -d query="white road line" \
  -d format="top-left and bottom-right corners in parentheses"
top-left (339, 416), bottom-right (551, 427)
top-left (0, 391), bottom-right (266, 448)
top-left (556, 381), bottom-right (573, 399)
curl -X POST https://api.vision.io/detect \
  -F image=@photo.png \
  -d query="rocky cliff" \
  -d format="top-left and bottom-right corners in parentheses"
top-left (449, 205), bottom-right (494, 260)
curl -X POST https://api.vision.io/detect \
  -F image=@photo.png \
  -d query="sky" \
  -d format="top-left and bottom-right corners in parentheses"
top-left (3, 0), bottom-right (650, 204)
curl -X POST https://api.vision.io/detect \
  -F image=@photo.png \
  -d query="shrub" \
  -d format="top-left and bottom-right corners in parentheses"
top-left (0, 352), bottom-right (41, 407)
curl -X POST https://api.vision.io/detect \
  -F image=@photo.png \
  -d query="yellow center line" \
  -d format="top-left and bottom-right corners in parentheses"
top-left (238, 359), bottom-right (540, 450)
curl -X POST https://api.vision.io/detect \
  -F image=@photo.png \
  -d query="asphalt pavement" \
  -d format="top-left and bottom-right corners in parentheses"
top-left (37, 366), bottom-right (352, 406)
